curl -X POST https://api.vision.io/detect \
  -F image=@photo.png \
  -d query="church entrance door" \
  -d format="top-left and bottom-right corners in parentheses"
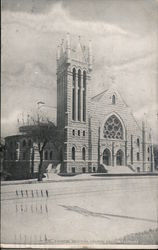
top-left (103, 148), bottom-right (111, 166)
top-left (116, 149), bottom-right (124, 166)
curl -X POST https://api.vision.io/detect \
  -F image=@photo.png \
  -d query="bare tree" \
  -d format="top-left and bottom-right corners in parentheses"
top-left (20, 118), bottom-right (62, 181)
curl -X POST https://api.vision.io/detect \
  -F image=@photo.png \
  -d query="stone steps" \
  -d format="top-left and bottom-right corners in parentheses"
top-left (103, 165), bottom-right (134, 174)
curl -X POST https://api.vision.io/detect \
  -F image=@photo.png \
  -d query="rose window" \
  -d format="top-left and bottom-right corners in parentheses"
top-left (103, 115), bottom-right (123, 139)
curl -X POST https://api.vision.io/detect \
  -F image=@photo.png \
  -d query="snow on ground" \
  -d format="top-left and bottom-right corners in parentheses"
top-left (1, 175), bottom-right (158, 246)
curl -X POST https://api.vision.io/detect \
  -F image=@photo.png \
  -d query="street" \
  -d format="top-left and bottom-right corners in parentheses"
top-left (1, 175), bottom-right (158, 246)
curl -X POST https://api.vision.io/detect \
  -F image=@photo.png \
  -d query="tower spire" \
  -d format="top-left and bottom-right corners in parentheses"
top-left (66, 33), bottom-right (71, 63)
top-left (88, 40), bottom-right (92, 70)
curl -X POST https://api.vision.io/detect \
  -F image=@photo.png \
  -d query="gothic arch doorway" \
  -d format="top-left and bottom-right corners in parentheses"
top-left (116, 149), bottom-right (124, 166)
top-left (103, 148), bottom-right (111, 166)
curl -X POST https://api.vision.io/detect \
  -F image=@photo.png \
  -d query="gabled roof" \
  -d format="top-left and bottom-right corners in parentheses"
top-left (91, 89), bottom-right (108, 102)
top-left (91, 85), bottom-right (128, 108)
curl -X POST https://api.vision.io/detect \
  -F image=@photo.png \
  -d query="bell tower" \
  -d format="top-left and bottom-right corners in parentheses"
top-left (56, 33), bottom-right (92, 173)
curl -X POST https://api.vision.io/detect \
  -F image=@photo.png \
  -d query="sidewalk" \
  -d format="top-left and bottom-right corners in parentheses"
top-left (1, 172), bottom-right (158, 186)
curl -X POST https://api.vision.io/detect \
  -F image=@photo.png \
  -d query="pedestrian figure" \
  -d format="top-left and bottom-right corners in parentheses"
top-left (41, 190), bottom-right (43, 197)
top-left (21, 190), bottom-right (23, 197)
top-left (36, 204), bottom-right (38, 212)
top-left (31, 190), bottom-right (34, 197)
top-left (16, 190), bottom-right (18, 197)
top-left (16, 204), bottom-right (18, 213)
top-left (36, 190), bottom-right (38, 197)
top-left (26, 190), bottom-right (28, 197)
top-left (46, 190), bottom-right (48, 197)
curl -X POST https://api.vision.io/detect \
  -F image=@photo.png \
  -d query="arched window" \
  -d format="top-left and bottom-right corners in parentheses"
top-left (82, 147), bottom-right (86, 161)
top-left (72, 147), bottom-right (75, 161)
top-left (137, 138), bottom-right (140, 147)
top-left (78, 69), bottom-right (81, 121)
top-left (72, 68), bottom-right (76, 120)
top-left (112, 95), bottom-right (116, 104)
top-left (22, 140), bottom-right (26, 147)
top-left (83, 71), bottom-right (86, 121)
top-left (50, 151), bottom-right (53, 160)
top-left (137, 152), bottom-right (140, 161)
top-left (45, 151), bottom-right (48, 160)
top-left (103, 115), bottom-right (123, 139)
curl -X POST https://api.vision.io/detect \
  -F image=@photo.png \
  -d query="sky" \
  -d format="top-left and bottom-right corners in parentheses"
top-left (1, 0), bottom-right (158, 142)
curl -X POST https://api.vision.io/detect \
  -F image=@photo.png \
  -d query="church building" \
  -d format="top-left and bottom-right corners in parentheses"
top-left (56, 34), bottom-right (154, 174)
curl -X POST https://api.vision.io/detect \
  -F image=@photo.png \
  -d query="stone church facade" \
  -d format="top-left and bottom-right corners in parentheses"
top-left (57, 34), bottom-right (154, 174)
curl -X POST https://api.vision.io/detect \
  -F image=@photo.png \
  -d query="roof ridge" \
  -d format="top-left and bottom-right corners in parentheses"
top-left (91, 89), bottom-right (108, 100)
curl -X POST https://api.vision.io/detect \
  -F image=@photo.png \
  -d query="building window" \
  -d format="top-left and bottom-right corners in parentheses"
top-left (82, 147), bottom-right (86, 161)
top-left (83, 130), bottom-right (85, 136)
top-left (137, 152), bottom-right (140, 161)
top-left (137, 138), bottom-right (140, 147)
top-left (93, 167), bottom-right (96, 172)
top-left (23, 152), bottom-right (26, 160)
top-left (82, 167), bottom-right (86, 173)
top-left (50, 151), bottom-right (53, 160)
top-left (22, 140), bottom-right (26, 147)
top-left (10, 141), bottom-right (13, 148)
top-left (78, 69), bottom-right (81, 121)
top-left (72, 167), bottom-right (75, 173)
top-left (103, 115), bottom-right (123, 139)
top-left (112, 95), bottom-right (116, 104)
top-left (78, 130), bottom-right (80, 136)
top-left (83, 71), bottom-right (86, 122)
top-left (148, 157), bottom-right (150, 161)
top-left (72, 68), bottom-right (76, 120)
top-left (72, 147), bottom-right (75, 161)
top-left (148, 147), bottom-right (150, 153)
top-left (72, 129), bottom-right (75, 136)
top-left (45, 151), bottom-right (48, 160)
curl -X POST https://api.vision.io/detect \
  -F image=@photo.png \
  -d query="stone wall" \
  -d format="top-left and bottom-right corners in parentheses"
top-left (90, 87), bottom-right (153, 172)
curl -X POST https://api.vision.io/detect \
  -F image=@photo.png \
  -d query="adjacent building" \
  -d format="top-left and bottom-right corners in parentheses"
top-left (4, 134), bottom-right (59, 179)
